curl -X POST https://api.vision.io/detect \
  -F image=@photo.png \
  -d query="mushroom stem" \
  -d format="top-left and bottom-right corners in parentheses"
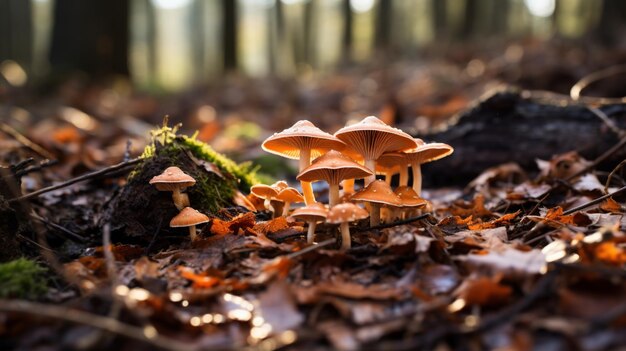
top-left (270, 200), bottom-right (284, 218)
top-left (329, 183), bottom-right (340, 207)
top-left (188, 225), bottom-right (197, 241)
top-left (364, 159), bottom-right (376, 186)
top-left (263, 198), bottom-right (272, 211)
top-left (340, 222), bottom-right (351, 250)
top-left (341, 178), bottom-right (355, 195)
top-left (172, 189), bottom-right (190, 210)
top-left (399, 166), bottom-right (409, 187)
top-left (411, 162), bottom-right (422, 195)
top-left (306, 221), bottom-right (317, 244)
top-left (369, 203), bottom-right (381, 226)
top-left (299, 148), bottom-right (315, 205)
top-left (282, 201), bottom-right (291, 217)
top-left (385, 172), bottom-right (393, 186)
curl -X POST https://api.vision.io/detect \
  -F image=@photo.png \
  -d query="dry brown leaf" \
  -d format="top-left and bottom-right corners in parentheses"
top-left (456, 275), bottom-right (512, 307)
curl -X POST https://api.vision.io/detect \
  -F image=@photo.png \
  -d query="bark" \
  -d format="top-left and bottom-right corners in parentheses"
top-left (420, 90), bottom-right (626, 187)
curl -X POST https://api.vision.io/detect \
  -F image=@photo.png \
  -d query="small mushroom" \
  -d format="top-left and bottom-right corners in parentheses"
top-left (297, 150), bottom-right (373, 207)
top-left (275, 187), bottom-right (304, 217)
top-left (377, 152), bottom-right (409, 186)
top-left (149, 166), bottom-right (196, 210)
top-left (262, 120), bottom-right (346, 205)
top-left (326, 202), bottom-right (369, 250)
top-left (334, 116), bottom-right (417, 186)
top-left (403, 142), bottom-right (453, 195)
top-left (350, 180), bottom-right (402, 226)
top-left (250, 184), bottom-right (279, 213)
top-left (390, 186), bottom-right (427, 220)
top-left (170, 207), bottom-right (210, 241)
top-left (290, 202), bottom-right (328, 243)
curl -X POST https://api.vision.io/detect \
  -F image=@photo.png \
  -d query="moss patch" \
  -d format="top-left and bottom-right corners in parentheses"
top-left (0, 258), bottom-right (47, 299)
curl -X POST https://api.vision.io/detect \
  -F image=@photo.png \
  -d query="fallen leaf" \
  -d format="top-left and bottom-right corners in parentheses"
top-left (455, 275), bottom-right (512, 307)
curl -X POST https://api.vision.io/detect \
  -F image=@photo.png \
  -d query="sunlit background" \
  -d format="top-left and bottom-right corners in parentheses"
top-left (1, 0), bottom-right (621, 92)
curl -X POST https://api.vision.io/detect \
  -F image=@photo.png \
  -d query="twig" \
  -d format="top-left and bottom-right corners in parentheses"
top-left (0, 122), bottom-right (56, 160)
top-left (30, 212), bottom-right (85, 243)
top-left (287, 238), bottom-right (336, 259)
top-left (562, 185), bottom-right (626, 215)
top-left (570, 64), bottom-right (626, 105)
top-left (15, 159), bottom-right (58, 177)
top-left (604, 159), bottom-right (626, 193)
top-left (567, 135), bottom-right (626, 181)
top-left (365, 213), bottom-right (432, 231)
top-left (9, 158), bottom-right (141, 203)
top-left (0, 300), bottom-right (198, 351)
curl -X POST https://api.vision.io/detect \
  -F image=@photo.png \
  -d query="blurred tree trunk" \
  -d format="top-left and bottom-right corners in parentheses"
top-left (594, 0), bottom-right (626, 44)
top-left (49, 0), bottom-right (128, 78)
top-left (341, 0), bottom-right (353, 64)
top-left (223, 0), bottom-right (238, 72)
top-left (0, 0), bottom-right (32, 74)
top-left (375, 0), bottom-right (392, 55)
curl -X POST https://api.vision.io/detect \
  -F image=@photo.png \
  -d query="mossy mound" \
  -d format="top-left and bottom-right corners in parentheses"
top-left (103, 125), bottom-right (260, 243)
top-left (0, 258), bottom-right (47, 299)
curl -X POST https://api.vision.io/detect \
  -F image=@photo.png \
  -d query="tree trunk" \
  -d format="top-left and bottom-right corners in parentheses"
top-left (49, 0), bottom-right (129, 78)
top-left (222, 0), bottom-right (238, 72)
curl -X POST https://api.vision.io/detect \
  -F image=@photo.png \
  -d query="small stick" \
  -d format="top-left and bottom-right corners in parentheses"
top-left (30, 212), bottom-right (85, 243)
top-left (0, 300), bottom-right (198, 351)
top-left (9, 158), bottom-right (141, 203)
top-left (365, 213), bottom-right (432, 231)
top-left (604, 159), bottom-right (626, 193)
top-left (562, 185), bottom-right (626, 215)
top-left (0, 123), bottom-right (56, 160)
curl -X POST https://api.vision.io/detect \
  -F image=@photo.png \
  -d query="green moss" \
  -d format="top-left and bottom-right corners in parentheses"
top-left (0, 258), bottom-right (47, 299)
top-left (138, 123), bottom-right (260, 192)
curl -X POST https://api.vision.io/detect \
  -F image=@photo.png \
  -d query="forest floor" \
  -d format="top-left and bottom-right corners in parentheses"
top-left (1, 41), bottom-right (626, 351)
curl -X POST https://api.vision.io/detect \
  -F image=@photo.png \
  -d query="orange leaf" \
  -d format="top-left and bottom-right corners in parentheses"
top-left (458, 276), bottom-right (512, 307)
top-left (601, 198), bottom-right (624, 213)
top-left (595, 242), bottom-right (626, 266)
top-left (178, 267), bottom-right (220, 288)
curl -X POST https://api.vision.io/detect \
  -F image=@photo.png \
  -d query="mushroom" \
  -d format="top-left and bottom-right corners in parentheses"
top-left (297, 150), bottom-right (373, 207)
top-left (275, 187), bottom-right (304, 217)
top-left (326, 202), bottom-right (369, 250)
top-left (377, 152), bottom-right (409, 186)
top-left (262, 120), bottom-right (346, 205)
top-left (290, 202), bottom-right (328, 243)
top-left (403, 142), bottom-right (453, 195)
top-left (149, 166), bottom-right (196, 210)
top-left (334, 116), bottom-right (417, 186)
top-left (391, 186), bottom-right (427, 220)
top-left (170, 207), bottom-right (210, 241)
top-left (350, 180), bottom-right (402, 226)
top-left (250, 184), bottom-right (279, 213)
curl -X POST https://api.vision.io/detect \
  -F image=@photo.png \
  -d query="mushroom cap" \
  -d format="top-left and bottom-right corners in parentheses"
top-left (326, 202), bottom-right (369, 224)
top-left (170, 207), bottom-right (210, 227)
top-left (350, 180), bottom-right (402, 206)
top-left (393, 186), bottom-right (427, 208)
top-left (149, 166), bottom-right (196, 191)
top-left (262, 120), bottom-right (347, 160)
top-left (290, 202), bottom-right (328, 222)
top-left (250, 184), bottom-right (279, 199)
top-left (334, 116), bottom-right (417, 160)
top-left (376, 152), bottom-right (407, 175)
top-left (276, 187), bottom-right (304, 203)
top-left (404, 142), bottom-right (454, 164)
top-left (296, 150), bottom-right (373, 185)
top-left (271, 180), bottom-right (289, 191)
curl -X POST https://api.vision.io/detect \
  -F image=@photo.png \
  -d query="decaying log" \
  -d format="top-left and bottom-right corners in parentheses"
top-left (419, 90), bottom-right (626, 187)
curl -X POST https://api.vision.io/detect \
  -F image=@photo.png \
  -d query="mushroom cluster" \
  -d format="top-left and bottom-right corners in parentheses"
top-left (256, 117), bottom-right (453, 250)
top-left (150, 166), bottom-right (209, 242)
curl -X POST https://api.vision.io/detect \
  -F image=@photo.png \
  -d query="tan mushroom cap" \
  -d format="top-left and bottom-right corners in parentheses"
top-left (276, 187), bottom-right (305, 203)
top-left (262, 120), bottom-right (347, 160)
top-left (290, 202), bottom-right (328, 222)
top-left (250, 184), bottom-right (279, 199)
top-left (271, 180), bottom-right (289, 191)
top-left (170, 207), bottom-right (210, 227)
top-left (350, 180), bottom-right (402, 206)
top-left (149, 166), bottom-right (196, 191)
top-left (404, 142), bottom-right (454, 164)
top-left (297, 150), bottom-right (373, 184)
top-left (334, 116), bottom-right (418, 160)
top-left (326, 202), bottom-right (369, 224)
top-left (393, 186), bottom-right (427, 207)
